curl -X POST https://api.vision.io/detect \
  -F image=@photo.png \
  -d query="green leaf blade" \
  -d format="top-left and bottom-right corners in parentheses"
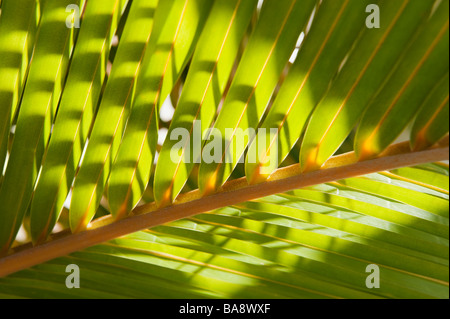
top-left (153, 0), bottom-right (258, 206)
top-left (29, 0), bottom-right (126, 244)
top-left (107, 0), bottom-right (214, 219)
top-left (411, 73), bottom-right (449, 151)
top-left (246, 0), bottom-right (375, 182)
top-left (68, 0), bottom-right (159, 233)
top-left (355, 1), bottom-right (450, 159)
top-left (299, 0), bottom-right (436, 171)
top-left (0, 0), bottom-right (80, 254)
top-left (0, 0), bottom-right (38, 173)
top-left (198, 0), bottom-right (317, 194)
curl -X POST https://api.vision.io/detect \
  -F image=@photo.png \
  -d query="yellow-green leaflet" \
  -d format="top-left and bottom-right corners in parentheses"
top-left (29, 0), bottom-right (127, 244)
top-left (411, 73), bottom-right (449, 151)
top-left (0, 0), bottom-right (38, 181)
top-left (0, 0), bottom-right (82, 253)
top-left (299, 0), bottom-right (436, 171)
top-left (355, 0), bottom-right (449, 159)
top-left (106, 0), bottom-right (214, 219)
top-left (68, 0), bottom-right (160, 233)
top-left (153, 0), bottom-right (259, 206)
top-left (245, 0), bottom-right (373, 183)
top-left (198, 0), bottom-right (317, 194)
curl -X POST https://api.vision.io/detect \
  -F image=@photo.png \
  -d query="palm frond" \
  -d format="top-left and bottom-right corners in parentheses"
top-left (0, 165), bottom-right (447, 298)
top-left (0, 0), bottom-right (448, 299)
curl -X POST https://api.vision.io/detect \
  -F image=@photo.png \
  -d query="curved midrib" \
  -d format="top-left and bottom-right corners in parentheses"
top-left (0, 141), bottom-right (448, 277)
